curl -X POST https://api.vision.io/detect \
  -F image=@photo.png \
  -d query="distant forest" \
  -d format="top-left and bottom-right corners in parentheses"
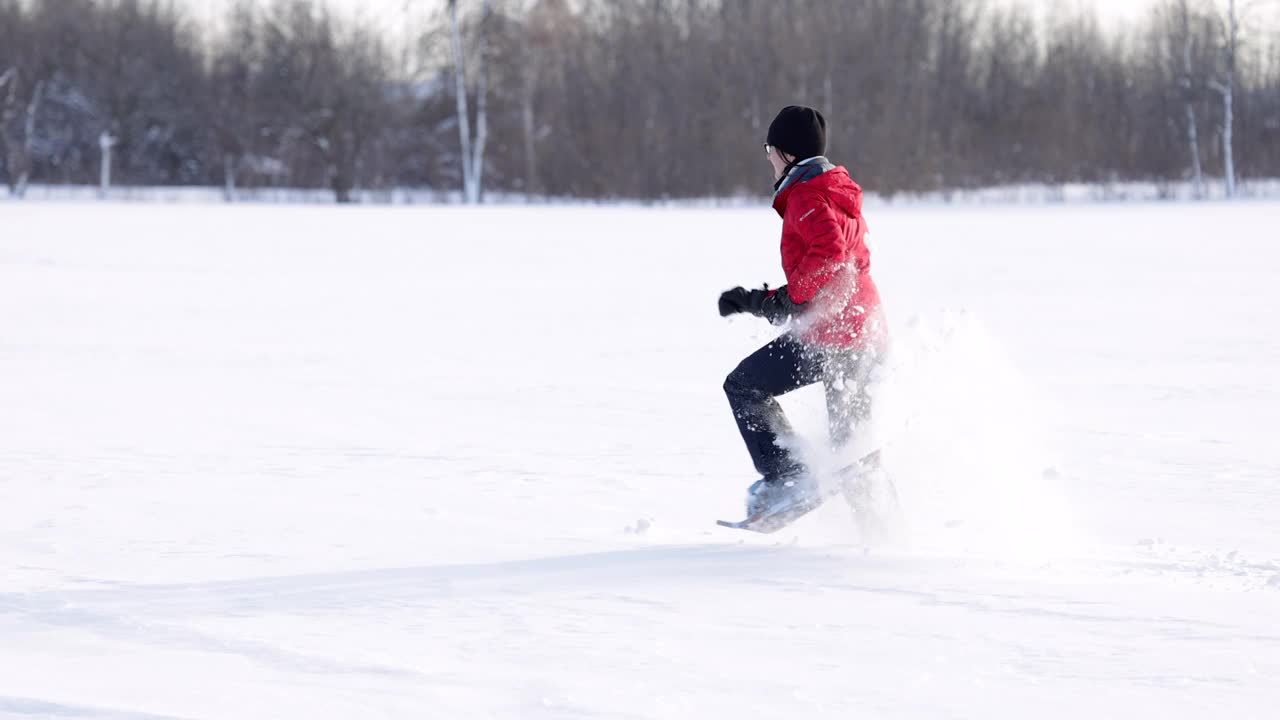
top-left (1, 0), bottom-right (1278, 202)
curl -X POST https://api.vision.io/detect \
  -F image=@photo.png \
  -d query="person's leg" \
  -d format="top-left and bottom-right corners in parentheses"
top-left (824, 346), bottom-right (899, 537)
top-left (723, 335), bottom-right (824, 479)
top-left (822, 346), bottom-right (880, 452)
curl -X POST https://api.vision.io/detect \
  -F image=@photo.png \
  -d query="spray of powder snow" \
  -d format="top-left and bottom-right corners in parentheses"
top-left (789, 310), bottom-right (1076, 558)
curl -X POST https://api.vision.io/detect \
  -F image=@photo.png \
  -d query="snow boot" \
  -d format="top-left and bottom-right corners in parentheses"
top-left (746, 470), bottom-right (817, 517)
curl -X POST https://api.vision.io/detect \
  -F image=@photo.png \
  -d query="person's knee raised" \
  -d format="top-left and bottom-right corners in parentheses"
top-left (724, 369), bottom-right (743, 397)
top-left (724, 365), bottom-right (765, 400)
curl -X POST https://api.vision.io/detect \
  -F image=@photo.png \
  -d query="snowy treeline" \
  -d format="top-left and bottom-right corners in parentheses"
top-left (10, 178), bottom-right (1280, 207)
top-left (1, 0), bottom-right (1278, 203)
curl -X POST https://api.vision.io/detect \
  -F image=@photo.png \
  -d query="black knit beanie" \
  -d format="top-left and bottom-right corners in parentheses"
top-left (766, 105), bottom-right (827, 159)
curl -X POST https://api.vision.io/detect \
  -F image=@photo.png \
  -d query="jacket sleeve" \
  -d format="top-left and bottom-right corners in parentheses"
top-left (785, 190), bottom-right (848, 304)
top-left (759, 285), bottom-right (805, 325)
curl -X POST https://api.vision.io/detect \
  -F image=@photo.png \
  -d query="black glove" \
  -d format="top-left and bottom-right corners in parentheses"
top-left (720, 284), bottom-right (806, 322)
top-left (719, 286), bottom-right (774, 316)
top-left (719, 286), bottom-right (753, 316)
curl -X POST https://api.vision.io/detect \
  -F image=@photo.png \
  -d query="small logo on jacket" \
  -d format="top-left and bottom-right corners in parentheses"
top-left (798, 208), bottom-right (817, 222)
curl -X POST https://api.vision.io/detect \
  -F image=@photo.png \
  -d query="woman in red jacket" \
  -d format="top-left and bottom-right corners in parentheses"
top-left (718, 105), bottom-right (886, 517)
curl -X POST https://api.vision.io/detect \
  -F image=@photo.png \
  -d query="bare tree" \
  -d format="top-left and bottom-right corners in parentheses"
top-left (209, 2), bottom-right (259, 202)
top-left (2, 42), bottom-right (47, 200)
top-left (515, 0), bottom-right (570, 196)
top-left (1175, 0), bottom-right (1207, 197)
top-left (252, 1), bottom-right (395, 203)
top-left (1, 67), bottom-right (46, 198)
top-left (0, 67), bottom-right (18, 192)
top-left (448, 0), bottom-right (491, 204)
top-left (98, 129), bottom-right (115, 198)
top-left (1210, 0), bottom-right (1239, 196)
top-left (313, 26), bottom-right (394, 203)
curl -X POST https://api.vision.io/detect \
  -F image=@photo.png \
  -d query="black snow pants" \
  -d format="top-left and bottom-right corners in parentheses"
top-left (724, 334), bottom-right (877, 480)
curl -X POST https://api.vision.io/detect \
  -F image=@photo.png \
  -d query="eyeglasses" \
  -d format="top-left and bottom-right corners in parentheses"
top-left (763, 143), bottom-right (773, 156)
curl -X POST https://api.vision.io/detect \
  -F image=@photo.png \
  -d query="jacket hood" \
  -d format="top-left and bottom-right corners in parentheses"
top-left (773, 163), bottom-right (863, 218)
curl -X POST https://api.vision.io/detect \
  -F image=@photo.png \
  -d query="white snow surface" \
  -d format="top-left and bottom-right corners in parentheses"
top-left (1, 201), bottom-right (1278, 718)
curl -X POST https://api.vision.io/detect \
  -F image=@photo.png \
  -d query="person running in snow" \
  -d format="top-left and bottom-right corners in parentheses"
top-left (718, 105), bottom-right (886, 517)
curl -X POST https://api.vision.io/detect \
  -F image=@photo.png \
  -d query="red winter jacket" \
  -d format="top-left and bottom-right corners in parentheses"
top-left (771, 164), bottom-right (884, 350)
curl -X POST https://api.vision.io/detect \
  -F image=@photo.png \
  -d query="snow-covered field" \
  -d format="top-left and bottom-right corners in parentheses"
top-left (1, 200), bottom-right (1277, 719)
